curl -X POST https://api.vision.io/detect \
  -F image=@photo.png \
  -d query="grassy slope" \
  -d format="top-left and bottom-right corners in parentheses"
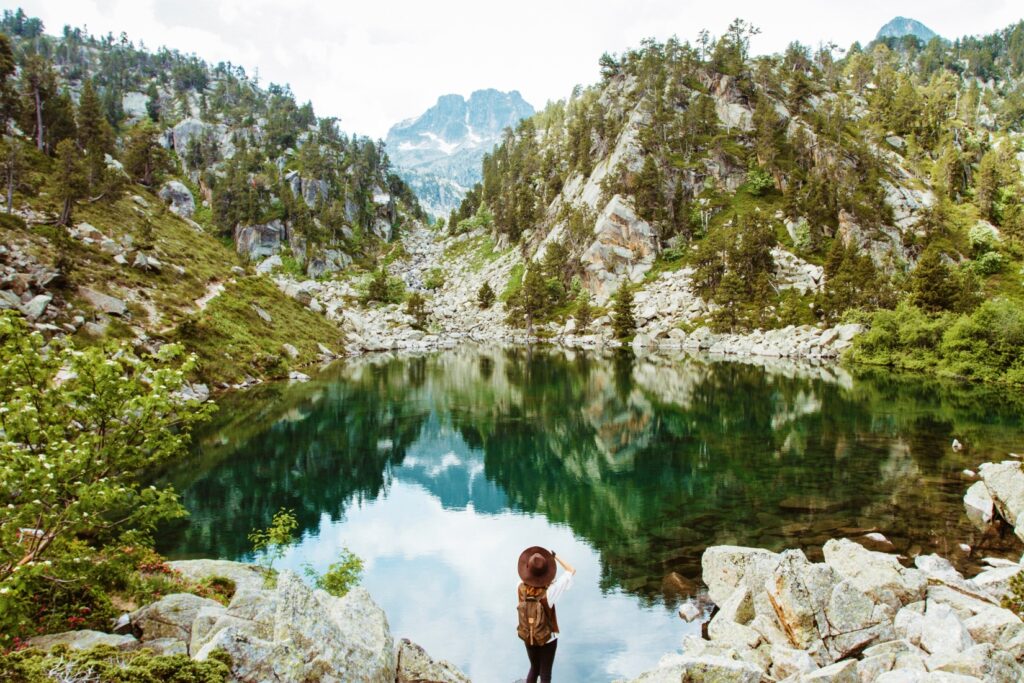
top-left (7, 152), bottom-right (344, 385)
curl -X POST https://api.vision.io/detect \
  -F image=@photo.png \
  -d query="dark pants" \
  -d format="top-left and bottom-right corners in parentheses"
top-left (525, 637), bottom-right (558, 683)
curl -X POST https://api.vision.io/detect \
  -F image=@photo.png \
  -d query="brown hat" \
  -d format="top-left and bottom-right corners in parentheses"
top-left (518, 546), bottom-right (556, 587)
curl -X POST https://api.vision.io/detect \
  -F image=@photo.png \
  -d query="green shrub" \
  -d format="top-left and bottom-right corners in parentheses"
top-left (405, 292), bottom-right (429, 330)
top-left (363, 269), bottom-right (405, 305)
top-left (972, 250), bottom-right (1004, 275)
top-left (423, 267), bottom-right (446, 290)
top-left (0, 645), bottom-right (231, 683)
top-left (304, 548), bottom-right (363, 598)
top-left (1003, 570), bottom-right (1024, 618)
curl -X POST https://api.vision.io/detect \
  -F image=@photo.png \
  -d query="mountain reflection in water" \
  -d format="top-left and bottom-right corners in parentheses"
top-left (159, 346), bottom-right (1023, 681)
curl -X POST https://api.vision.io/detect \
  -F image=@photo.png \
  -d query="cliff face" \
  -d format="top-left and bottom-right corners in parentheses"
top-left (386, 89), bottom-right (534, 217)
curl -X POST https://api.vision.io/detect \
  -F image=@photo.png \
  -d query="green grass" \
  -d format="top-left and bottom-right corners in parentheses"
top-left (444, 233), bottom-right (506, 272)
top-left (501, 262), bottom-right (525, 302)
top-left (178, 276), bottom-right (345, 384)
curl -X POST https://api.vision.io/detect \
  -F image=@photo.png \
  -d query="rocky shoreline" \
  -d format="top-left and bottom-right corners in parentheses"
top-left (25, 460), bottom-right (1023, 682)
top-left (266, 223), bottom-right (861, 365)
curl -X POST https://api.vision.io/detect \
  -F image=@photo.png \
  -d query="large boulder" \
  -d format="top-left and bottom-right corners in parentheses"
top-left (701, 545), bottom-right (782, 605)
top-left (978, 461), bottom-right (1024, 539)
top-left (822, 538), bottom-right (926, 611)
top-left (158, 180), bottom-right (196, 218)
top-left (130, 593), bottom-right (225, 644)
top-left (628, 653), bottom-right (762, 683)
top-left (166, 559), bottom-right (266, 594)
top-left (580, 194), bottom-right (657, 303)
top-left (963, 481), bottom-right (995, 531)
top-left (27, 630), bottom-right (139, 652)
top-left (396, 638), bottom-right (470, 683)
top-left (196, 571), bottom-right (395, 683)
top-left (234, 220), bottom-right (287, 260)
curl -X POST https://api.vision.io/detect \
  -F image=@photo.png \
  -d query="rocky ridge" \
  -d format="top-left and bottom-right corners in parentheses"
top-left (27, 561), bottom-right (468, 683)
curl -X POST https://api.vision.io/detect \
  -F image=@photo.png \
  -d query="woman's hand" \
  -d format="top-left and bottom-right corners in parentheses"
top-left (553, 552), bottom-right (576, 575)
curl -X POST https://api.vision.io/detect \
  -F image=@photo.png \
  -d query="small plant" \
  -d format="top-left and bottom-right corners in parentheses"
top-left (423, 267), bottom-right (446, 290)
top-left (303, 548), bottom-right (364, 598)
top-left (248, 508), bottom-right (298, 580)
top-left (1003, 570), bottom-right (1024, 618)
top-left (477, 281), bottom-right (496, 309)
top-left (405, 292), bottom-right (429, 331)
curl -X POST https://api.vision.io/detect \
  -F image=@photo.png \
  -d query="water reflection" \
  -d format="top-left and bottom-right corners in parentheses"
top-left (159, 346), bottom-right (1023, 680)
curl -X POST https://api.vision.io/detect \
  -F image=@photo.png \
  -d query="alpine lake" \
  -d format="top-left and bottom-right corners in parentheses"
top-left (158, 345), bottom-right (1024, 681)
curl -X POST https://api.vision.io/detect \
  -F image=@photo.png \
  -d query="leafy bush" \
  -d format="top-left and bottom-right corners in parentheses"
top-left (968, 221), bottom-right (1000, 254)
top-left (0, 313), bottom-right (215, 637)
top-left (972, 250), bottom-right (1004, 275)
top-left (849, 299), bottom-right (1024, 384)
top-left (0, 645), bottom-right (231, 683)
top-left (304, 549), bottom-right (363, 598)
top-left (1003, 570), bottom-right (1024, 619)
top-left (363, 269), bottom-right (406, 305)
top-left (423, 267), bottom-right (445, 290)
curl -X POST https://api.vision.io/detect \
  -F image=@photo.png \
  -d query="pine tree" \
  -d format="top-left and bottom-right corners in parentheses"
top-left (974, 149), bottom-right (1000, 222)
top-left (405, 292), bottom-right (428, 331)
top-left (76, 79), bottom-right (114, 191)
top-left (0, 137), bottom-right (22, 213)
top-left (145, 82), bottom-right (161, 122)
top-left (519, 266), bottom-right (550, 336)
top-left (477, 281), bottom-right (495, 309)
top-left (911, 248), bottom-right (958, 312)
top-left (575, 292), bottom-right (593, 332)
top-left (54, 139), bottom-right (86, 226)
top-left (0, 34), bottom-right (17, 134)
top-left (19, 53), bottom-right (52, 150)
top-left (634, 154), bottom-right (662, 226)
top-left (123, 122), bottom-right (170, 186)
top-left (611, 283), bottom-right (636, 340)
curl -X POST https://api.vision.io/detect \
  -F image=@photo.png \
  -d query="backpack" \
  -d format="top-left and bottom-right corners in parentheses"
top-left (517, 585), bottom-right (553, 646)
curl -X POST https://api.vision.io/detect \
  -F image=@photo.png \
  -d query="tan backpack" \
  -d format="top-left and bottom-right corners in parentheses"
top-left (517, 585), bottom-right (553, 646)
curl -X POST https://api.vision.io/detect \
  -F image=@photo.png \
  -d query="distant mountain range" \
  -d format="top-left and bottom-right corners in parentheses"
top-left (876, 16), bottom-right (941, 43)
top-left (385, 89), bottom-right (534, 219)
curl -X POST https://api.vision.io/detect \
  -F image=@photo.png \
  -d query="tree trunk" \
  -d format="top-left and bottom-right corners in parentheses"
top-left (6, 171), bottom-right (12, 214)
top-left (34, 87), bottom-right (43, 151)
top-left (59, 196), bottom-right (72, 226)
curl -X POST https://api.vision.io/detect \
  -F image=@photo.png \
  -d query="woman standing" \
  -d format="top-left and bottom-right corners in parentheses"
top-left (516, 546), bottom-right (576, 683)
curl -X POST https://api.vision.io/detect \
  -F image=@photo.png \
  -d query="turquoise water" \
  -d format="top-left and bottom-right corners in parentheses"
top-left (160, 346), bottom-right (1023, 681)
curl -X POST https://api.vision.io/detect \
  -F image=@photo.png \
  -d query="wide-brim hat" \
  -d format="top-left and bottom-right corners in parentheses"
top-left (518, 546), bottom-right (556, 587)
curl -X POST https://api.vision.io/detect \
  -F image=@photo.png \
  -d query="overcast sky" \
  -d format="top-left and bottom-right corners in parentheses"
top-left (8, 1), bottom-right (1023, 139)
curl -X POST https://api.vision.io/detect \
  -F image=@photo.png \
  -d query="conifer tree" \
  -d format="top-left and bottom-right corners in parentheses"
top-left (911, 248), bottom-right (957, 312)
top-left (0, 137), bottom-right (22, 213)
top-left (19, 53), bottom-right (52, 150)
top-left (517, 266), bottom-right (549, 336)
top-left (575, 292), bottom-right (593, 332)
top-left (76, 79), bottom-right (114, 191)
top-left (477, 281), bottom-right (495, 309)
top-left (611, 283), bottom-right (636, 340)
top-left (123, 122), bottom-right (170, 186)
top-left (54, 139), bottom-right (86, 226)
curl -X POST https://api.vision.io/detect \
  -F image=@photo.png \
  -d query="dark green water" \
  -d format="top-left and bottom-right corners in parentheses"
top-left (159, 346), bottom-right (1023, 681)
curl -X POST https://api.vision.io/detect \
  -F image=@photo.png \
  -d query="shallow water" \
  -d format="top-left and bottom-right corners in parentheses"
top-left (160, 345), bottom-right (1023, 681)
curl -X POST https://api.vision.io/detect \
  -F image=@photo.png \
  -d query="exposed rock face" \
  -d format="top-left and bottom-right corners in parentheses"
top-left (234, 220), bottom-right (287, 260)
top-left (580, 194), bottom-right (657, 302)
top-left (977, 461), bottom-right (1024, 540)
top-left (166, 118), bottom-right (235, 162)
top-left (130, 593), bottom-right (226, 648)
top-left (193, 570), bottom-right (401, 683)
top-left (158, 180), bottom-right (196, 218)
top-left (166, 559), bottom-right (266, 594)
top-left (285, 171), bottom-right (329, 209)
top-left (396, 638), bottom-right (471, 683)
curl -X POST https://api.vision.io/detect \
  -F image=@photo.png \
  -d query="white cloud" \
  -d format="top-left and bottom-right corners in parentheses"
top-left (13, 1), bottom-right (1022, 138)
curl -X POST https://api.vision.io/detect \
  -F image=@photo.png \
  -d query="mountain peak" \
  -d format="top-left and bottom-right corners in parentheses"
top-left (876, 16), bottom-right (940, 43)
top-left (385, 89), bottom-right (534, 218)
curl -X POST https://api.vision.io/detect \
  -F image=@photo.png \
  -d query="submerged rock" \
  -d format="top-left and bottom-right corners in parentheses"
top-left (396, 638), bottom-right (470, 683)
